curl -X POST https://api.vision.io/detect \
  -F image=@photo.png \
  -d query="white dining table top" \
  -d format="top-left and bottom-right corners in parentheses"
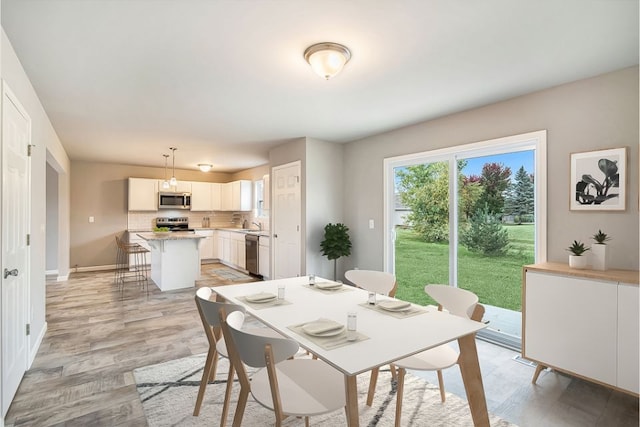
top-left (211, 276), bottom-right (487, 376)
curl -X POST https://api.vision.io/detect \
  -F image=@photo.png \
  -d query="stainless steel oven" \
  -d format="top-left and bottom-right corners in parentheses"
top-left (245, 234), bottom-right (259, 275)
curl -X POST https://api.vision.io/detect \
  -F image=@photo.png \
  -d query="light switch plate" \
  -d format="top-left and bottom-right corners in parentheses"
top-left (368, 219), bottom-right (374, 229)
top-left (89, 216), bottom-right (95, 223)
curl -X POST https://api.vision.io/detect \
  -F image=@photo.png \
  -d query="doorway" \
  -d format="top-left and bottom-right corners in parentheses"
top-left (272, 161), bottom-right (301, 279)
top-left (385, 131), bottom-right (547, 349)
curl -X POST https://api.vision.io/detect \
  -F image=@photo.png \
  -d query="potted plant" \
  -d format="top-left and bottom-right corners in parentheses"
top-left (320, 223), bottom-right (352, 280)
top-left (591, 229), bottom-right (611, 271)
top-left (566, 240), bottom-right (589, 269)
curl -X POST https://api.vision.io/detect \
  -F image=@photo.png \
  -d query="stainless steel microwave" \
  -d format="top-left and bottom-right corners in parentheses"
top-left (158, 192), bottom-right (191, 210)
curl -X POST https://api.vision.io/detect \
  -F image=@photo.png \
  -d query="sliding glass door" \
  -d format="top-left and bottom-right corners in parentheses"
top-left (384, 131), bottom-right (546, 349)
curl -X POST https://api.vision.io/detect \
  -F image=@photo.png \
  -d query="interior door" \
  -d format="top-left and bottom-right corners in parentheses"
top-left (272, 161), bottom-right (301, 279)
top-left (2, 83), bottom-right (31, 416)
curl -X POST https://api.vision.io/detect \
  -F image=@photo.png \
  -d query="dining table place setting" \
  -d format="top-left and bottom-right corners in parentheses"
top-left (238, 290), bottom-right (292, 309)
top-left (359, 297), bottom-right (430, 319)
top-left (288, 317), bottom-right (369, 350)
top-left (303, 280), bottom-right (353, 294)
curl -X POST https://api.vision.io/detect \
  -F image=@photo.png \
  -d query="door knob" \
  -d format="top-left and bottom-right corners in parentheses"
top-left (4, 268), bottom-right (18, 279)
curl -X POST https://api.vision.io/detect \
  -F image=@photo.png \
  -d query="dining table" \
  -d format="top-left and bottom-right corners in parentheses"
top-left (211, 276), bottom-right (490, 427)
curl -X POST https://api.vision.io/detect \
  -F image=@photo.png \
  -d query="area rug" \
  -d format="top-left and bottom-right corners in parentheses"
top-left (207, 267), bottom-right (253, 282)
top-left (134, 353), bottom-right (516, 426)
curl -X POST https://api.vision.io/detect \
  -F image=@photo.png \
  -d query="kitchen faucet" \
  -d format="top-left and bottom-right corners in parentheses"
top-left (252, 221), bottom-right (262, 231)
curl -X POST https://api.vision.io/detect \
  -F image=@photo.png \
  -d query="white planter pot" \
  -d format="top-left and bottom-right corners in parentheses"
top-left (569, 255), bottom-right (588, 269)
top-left (591, 244), bottom-right (609, 271)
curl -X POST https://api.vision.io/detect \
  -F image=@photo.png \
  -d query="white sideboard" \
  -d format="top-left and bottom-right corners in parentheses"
top-left (522, 262), bottom-right (639, 395)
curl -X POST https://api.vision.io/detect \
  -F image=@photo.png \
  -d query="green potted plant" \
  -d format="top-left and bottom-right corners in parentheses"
top-left (320, 223), bottom-right (352, 280)
top-left (591, 229), bottom-right (611, 271)
top-left (566, 240), bottom-right (589, 269)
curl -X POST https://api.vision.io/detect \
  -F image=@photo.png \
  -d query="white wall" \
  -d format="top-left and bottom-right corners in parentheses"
top-left (45, 163), bottom-right (58, 272)
top-left (343, 66), bottom-right (639, 273)
top-left (1, 29), bottom-right (70, 355)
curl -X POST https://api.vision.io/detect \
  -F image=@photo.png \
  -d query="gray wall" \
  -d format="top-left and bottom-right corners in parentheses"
top-left (343, 66), bottom-right (639, 273)
top-left (46, 163), bottom-right (58, 272)
top-left (2, 29), bottom-right (71, 355)
top-left (306, 138), bottom-right (345, 280)
top-left (70, 161), bottom-right (233, 268)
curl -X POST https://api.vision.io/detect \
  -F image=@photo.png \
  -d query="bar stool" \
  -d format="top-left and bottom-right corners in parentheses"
top-left (115, 235), bottom-right (150, 298)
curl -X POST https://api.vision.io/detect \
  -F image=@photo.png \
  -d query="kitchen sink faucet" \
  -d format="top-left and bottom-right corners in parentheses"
top-left (252, 221), bottom-right (262, 231)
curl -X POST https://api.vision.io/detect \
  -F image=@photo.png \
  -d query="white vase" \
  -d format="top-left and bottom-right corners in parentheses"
top-left (569, 255), bottom-right (588, 269)
top-left (591, 244), bottom-right (609, 271)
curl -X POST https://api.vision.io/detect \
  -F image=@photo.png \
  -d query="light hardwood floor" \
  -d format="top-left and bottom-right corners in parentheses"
top-left (5, 266), bottom-right (639, 426)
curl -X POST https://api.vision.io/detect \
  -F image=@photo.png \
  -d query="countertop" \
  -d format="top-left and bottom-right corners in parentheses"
top-left (136, 231), bottom-right (206, 241)
top-left (128, 228), bottom-right (270, 238)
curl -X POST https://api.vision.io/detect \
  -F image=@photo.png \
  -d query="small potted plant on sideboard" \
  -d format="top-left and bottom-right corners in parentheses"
top-left (591, 229), bottom-right (611, 271)
top-left (567, 240), bottom-right (589, 269)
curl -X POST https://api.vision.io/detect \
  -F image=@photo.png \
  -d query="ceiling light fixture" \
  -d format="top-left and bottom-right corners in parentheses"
top-left (169, 147), bottom-right (178, 186)
top-left (198, 164), bottom-right (213, 173)
top-left (304, 42), bottom-right (351, 80)
top-left (162, 154), bottom-right (170, 189)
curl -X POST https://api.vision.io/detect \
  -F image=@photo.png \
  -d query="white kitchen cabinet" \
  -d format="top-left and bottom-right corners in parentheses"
top-left (128, 178), bottom-right (158, 211)
top-left (221, 180), bottom-right (252, 211)
top-left (191, 182), bottom-right (213, 211)
top-left (617, 283), bottom-right (639, 394)
top-left (211, 183), bottom-right (222, 211)
top-left (259, 235), bottom-right (270, 278)
top-left (195, 230), bottom-right (215, 260)
top-left (230, 232), bottom-right (246, 269)
top-left (523, 263), bottom-right (639, 394)
top-left (172, 181), bottom-right (192, 193)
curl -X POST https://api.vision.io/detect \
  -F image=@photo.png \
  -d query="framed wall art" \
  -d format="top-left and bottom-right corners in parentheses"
top-left (570, 147), bottom-right (627, 211)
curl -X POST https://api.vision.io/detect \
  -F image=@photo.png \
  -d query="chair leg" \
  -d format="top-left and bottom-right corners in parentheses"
top-left (305, 416), bottom-right (310, 427)
top-left (193, 347), bottom-right (218, 416)
top-left (395, 367), bottom-right (406, 427)
top-left (220, 363), bottom-right (235, 427)
top-left (232, 387), bottom-right (250, 427)
top-left (366, 367), bottom-right (379, 406)
top-left (390, 363), bottom-right (397, 380)
top-left (437, 369), bottom-right (446, 402)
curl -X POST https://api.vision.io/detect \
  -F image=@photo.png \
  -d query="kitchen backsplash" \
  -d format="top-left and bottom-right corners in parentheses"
top-left (127, 210), bottom-right (268, 231)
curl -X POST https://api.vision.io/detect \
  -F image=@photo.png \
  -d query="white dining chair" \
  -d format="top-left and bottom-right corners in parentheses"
top-left (344, 269), bottom-right (398, 406)
top-left (193, 287), bottom-right (282, 426)
top-left (391, 284), bottom-right (485, 427)
top-left (220, 308), bottom-right (347, 427)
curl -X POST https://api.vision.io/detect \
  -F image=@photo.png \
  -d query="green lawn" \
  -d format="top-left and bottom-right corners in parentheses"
top-left (394, 225), bottom-right (534, 311)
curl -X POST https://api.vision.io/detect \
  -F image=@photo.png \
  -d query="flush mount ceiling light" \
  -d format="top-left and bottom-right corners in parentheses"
top-left (198, 164), bottom-right (213, 173)
top-left (304, 42), bottom-right (351, 80)
top-left (162, 154), bottom-right (170, 189)
top-left (169, 147), bottom-right (178, 186)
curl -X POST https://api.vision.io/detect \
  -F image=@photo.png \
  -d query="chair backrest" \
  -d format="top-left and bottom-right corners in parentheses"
top-left (425, 284), bottom-right (478, 318)
top-left (345, 270), bottom-right (397, 296)
top-left (225, 311), bottom-right (299, 368)
top-left (195, 287), bottom-right (245, 329)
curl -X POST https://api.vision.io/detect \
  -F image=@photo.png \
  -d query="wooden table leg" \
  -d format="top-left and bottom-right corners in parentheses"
top-left (344, 374), bottom-right (359, 427)
top-left (457, 334), bottom-right (490, 427)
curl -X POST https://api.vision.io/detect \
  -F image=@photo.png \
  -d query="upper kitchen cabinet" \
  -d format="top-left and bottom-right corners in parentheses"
top-left (162, 180), bottom-right (191, 193)
top-left (128, 178), bottom-right (158, 211)
top-left (190, 181), bottom-right (213, 211)
top-left (221, 180), bottom-right (252, 211)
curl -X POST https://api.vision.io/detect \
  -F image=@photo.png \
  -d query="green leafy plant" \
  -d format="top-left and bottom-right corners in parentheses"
top-left (320, 223), bottom-right (352, 280)
top-left (591, 229), bottom-right (611, 244)
top-left (566, 240), bottom-right (589, 256)
top-left (153, 226), bottom-right (170, 232)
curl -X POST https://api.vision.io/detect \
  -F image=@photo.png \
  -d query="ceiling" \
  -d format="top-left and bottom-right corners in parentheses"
top-left (2, 1), bottom-right (638, 173)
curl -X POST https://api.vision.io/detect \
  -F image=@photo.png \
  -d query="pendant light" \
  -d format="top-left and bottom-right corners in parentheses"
top-left (169, 147), bottom-right (178, 186)
top-left (162, 154), bottom-right (170, 189)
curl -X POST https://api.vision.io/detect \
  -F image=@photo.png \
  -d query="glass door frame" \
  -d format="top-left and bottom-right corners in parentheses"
top-left (383, 130), bottom-right (547, 279)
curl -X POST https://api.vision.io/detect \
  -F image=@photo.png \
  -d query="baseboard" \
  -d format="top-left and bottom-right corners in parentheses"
top-left (57, 274), bottom-right (69, 282)
top-left (45, 269), bottom-right (59, 276)
top-left (74, 264), bottom-right (117, 273)
top-left (29, 321), bottom-right (47, 368)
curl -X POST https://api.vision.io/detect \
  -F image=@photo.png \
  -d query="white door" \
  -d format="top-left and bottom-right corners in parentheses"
top-left (2, 84), bottom-right (31, 416)
top-left (272, 161), bottom-right (301, 279)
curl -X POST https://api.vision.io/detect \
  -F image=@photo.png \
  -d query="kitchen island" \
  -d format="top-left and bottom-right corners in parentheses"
top-left (137, 232), bottom-right (206, 291)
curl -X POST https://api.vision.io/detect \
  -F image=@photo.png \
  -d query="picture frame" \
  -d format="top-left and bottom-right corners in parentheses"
top-left (570, 147), bottom-right (627, 211)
